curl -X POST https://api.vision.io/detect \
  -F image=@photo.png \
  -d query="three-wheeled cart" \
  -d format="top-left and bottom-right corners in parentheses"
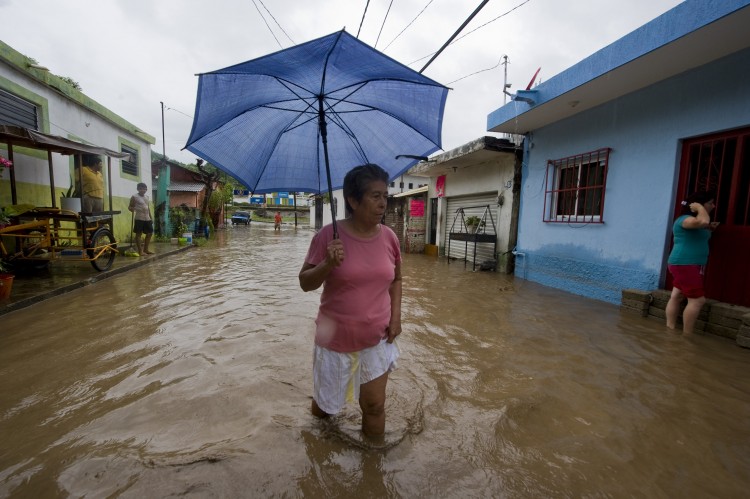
top-left (0, 125), bottom-right (130, 272)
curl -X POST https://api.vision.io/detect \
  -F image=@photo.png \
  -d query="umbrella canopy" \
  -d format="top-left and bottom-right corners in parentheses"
top-left (184, 30), bottom-right (448, 198)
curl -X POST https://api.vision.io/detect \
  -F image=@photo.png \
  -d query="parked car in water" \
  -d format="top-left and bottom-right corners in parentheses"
top-left (231, 211), bottom-right (251, 225)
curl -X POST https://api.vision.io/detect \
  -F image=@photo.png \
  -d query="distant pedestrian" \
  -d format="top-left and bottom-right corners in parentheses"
top-left (274, 211), bottom-right (282, 231)
top-left (128, 182), bottom-right (154, 255)
top-left (665, 191), bottom-right (719, 334)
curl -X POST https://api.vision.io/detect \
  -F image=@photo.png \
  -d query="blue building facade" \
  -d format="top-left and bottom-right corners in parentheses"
top-left (487, 0), bottom-right (750, 305)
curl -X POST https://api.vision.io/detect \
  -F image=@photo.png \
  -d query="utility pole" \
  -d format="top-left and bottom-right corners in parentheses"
top-left (502, 55), bottom-right (511, 104)
top-left (159, 102), bottom-right (170, 236)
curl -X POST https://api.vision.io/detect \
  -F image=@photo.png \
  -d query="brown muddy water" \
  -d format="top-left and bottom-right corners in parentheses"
top-left (1, 223), bottom-right (749, 498)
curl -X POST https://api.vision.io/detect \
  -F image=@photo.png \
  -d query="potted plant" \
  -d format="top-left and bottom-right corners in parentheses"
top-left (465, 215), bottom-right (484, 234)
top-left (0, 156), bottom-right (12, 177)
top-left (61, 175), bottom-right (82, 212)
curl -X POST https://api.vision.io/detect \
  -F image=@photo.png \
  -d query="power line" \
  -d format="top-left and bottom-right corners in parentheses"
top-left (411, 0), bottom-right (532, 67)
top-left (251, 0), bottom-right (283, 49)
top-left (453, 0), bottom-right (531, 44)
top-left (382, 0), bottom-right (434, 52)
top-left (419, 0), bottom-right (490, 73)
top-left (356, 0), bottom-right (371, 39)
top-left (446, 57), bottom-right (503, 85)
top-left (374, 0), bottom-right (395, 49)
top-left (256, 0), bottom-right (295, 45)
top-left (164, 105), bottom-right (193, 119)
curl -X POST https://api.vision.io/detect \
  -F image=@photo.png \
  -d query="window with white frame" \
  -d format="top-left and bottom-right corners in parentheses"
top-left (543, 147), bottom-right (611, 223)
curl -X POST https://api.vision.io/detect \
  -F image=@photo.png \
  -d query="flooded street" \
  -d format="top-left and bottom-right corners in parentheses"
top-left (1, 223), bottom-right (749, 498)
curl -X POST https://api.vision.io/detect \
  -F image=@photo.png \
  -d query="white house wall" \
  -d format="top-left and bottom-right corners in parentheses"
top-left (1, 45), bottom-right (153, 241)
top-left (515, 47), bottom-right (750, 304)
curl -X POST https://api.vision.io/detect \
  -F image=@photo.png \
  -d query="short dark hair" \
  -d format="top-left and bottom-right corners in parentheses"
top-left (82, 154), bottom-right (101, 166)
top-left (680, 191), bottom-right (715, 216)
top-left (343, 164), bottom-right (389, 215)
top-left (137, 182), bottom-right (147, 190)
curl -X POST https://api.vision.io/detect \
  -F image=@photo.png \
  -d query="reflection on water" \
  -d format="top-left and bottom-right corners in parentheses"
top-left (1, 223), bottom-right (749, 497)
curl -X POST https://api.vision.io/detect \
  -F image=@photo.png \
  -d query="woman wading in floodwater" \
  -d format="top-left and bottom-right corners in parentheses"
top-left (298, 164), bottom-right (402, 440)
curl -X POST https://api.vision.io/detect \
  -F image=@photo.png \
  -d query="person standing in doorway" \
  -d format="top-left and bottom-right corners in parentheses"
top-left (666, 191), bottom-right (719, 334)
top-left (128, 182), bottom-right (154, 255)
top-left (298, 164), bottom-right (402, 441)
top-left (81, 154), bottom-right (104, 213)
top-left (274, 211), bottom-right (282, 231)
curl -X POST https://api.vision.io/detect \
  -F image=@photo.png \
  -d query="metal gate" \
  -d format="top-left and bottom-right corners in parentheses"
top-left (672, 126), bottom-right (750, 307)
top-left (445, 193), bottom-right (498, 265)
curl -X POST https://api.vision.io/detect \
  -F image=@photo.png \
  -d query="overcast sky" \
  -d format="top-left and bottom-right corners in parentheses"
top-left (2, 0), bottom-right (682, 165)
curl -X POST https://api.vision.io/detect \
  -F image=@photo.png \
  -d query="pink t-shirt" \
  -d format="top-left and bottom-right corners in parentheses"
top-left (305, 222), bottom-right (401, 353)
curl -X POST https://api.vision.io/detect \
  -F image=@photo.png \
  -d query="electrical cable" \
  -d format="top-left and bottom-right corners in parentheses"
top-left (163, 105), bottom-right (193, 119)
top-left (374, 0), bottom-right (395, 49)
top-left (446, 57), bottom-right (503, 85)
top-left (382, 0), bottom-right (433, 52)
top-left (356, 0), bottom-right (371, 39)
top-left (419, 0), bottom-right (490, 73)
top-left (256, 0), bottom-right (295, 45)
top-left (251, 0), bottom-right (283, 49)
top-left (453, 0), bottom-right (531, 44)
top-left (411, 0), bottom-right (532, 67)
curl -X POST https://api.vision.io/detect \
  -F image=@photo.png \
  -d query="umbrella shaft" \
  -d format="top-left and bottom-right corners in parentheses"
top-left (318, 96), bottom-right (338, 239)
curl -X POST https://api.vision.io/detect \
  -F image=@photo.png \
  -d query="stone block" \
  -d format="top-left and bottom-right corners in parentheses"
top-left (620, 290), bottom-right (652, 317)
top-left (737, 324), bottom-right (750, 348)
top-left (708, 302), bottom-right (750, 329)
top-left (622, 289), bottom-right (652, 301)
top-left (705, 322), bottom-right (738, 340)
top-left (650, 289), bottom-right (671, 308)
top-left (649, 308), bottom-right (666, 320)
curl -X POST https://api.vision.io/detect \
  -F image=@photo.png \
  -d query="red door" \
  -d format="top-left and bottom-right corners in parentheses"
top-left (672, 127), bottom-right (750, 307)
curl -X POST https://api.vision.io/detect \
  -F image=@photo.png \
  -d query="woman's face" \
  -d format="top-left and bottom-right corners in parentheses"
top-left (704, 199), bottom-right (716, 213)
top-left (349, 180), bottom-right (388, 225)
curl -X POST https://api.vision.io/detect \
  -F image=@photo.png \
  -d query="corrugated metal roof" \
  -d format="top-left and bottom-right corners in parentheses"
top-left (167, 181), bottom-right (204, 192)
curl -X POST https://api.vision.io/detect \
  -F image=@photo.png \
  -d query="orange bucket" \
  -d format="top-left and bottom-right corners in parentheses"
top-left (0, 273), bottom-right (13, 300)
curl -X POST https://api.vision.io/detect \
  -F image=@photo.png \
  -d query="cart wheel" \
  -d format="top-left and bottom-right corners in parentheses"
top-left (89, 228), bottom-right (117, 271)
top-left (20, 230), bottom-right (50, 269)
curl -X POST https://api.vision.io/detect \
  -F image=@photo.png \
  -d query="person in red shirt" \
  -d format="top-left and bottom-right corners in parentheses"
top-left (274, 211), bottom-right (282, 231)
top-left (298, 164), bottom-right (402, 440)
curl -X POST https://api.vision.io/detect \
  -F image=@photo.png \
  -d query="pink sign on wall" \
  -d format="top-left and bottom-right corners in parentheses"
top-left (410, 199), bottom-right (425, 217)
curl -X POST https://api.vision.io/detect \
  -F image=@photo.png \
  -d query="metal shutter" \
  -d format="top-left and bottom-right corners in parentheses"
top-left (445, 192), bottom-right (498, 265)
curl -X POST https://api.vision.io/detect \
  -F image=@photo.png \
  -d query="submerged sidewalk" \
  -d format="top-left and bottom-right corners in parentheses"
top-left (1, 242), bottom-right (194, 317)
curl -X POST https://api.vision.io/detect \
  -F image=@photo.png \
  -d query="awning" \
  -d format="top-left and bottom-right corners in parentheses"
top-left (393, 185), bottom-right (428, 198)
top-left (0, 125), bottom-right (130, 159)
top-left (0, 124), bottom-right (130, 207)
top-left (167, 181), bottom-right (205, 193)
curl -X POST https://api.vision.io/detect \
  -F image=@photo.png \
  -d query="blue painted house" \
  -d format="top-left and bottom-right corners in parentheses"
top-left (487, 0), bottom-right (750, 307)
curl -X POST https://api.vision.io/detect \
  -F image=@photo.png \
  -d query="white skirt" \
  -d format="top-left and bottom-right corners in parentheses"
top-left (312, 339), bottom-right (400, 415)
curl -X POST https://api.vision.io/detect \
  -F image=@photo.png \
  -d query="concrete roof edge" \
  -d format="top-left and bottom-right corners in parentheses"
top-left (487, 0), bottom-right (750, 132)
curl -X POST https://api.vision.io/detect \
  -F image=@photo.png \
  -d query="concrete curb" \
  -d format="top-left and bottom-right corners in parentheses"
top-left (1, 244), bottom-right (195, 317)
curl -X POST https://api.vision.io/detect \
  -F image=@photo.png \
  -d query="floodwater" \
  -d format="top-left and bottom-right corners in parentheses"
top-left (1, 223), bottom-right (749, 498)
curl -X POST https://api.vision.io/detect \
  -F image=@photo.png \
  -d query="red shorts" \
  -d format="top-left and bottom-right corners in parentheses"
top-left (668, 264), bottom-right (705, 298)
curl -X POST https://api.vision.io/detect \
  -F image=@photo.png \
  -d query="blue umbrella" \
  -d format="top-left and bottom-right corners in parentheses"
top-left (184, 30), bottom-right (448, 236)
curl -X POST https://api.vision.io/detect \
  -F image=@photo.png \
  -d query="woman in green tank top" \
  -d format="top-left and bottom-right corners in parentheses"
top-left (665, 191), bottom-right (718, 334)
